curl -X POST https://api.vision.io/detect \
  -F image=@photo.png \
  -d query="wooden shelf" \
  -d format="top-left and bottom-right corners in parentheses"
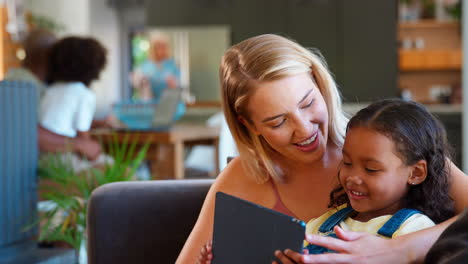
top-left (0, 5), bottom-right (22, 79)
top-left (399, 19), bottom-right (460, 29)
top-left (399, 49), bottom-right (462, 71)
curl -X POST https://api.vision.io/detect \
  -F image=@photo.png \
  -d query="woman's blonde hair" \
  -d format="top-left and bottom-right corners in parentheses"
top-left (220, 34), bottom-right (348, 183)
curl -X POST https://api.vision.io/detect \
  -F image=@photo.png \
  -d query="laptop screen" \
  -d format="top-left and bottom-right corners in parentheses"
top-left (152, 88), bottom-right (181, 126)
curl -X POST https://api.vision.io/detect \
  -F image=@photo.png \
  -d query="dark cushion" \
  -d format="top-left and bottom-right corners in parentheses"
top-left (425, 208), bottom-right (468, 264)
top-left (87, 179), bottom-right (213, 264)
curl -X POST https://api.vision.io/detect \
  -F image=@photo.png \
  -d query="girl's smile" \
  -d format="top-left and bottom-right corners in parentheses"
top-left (347, 189), bottom-right (368, 201)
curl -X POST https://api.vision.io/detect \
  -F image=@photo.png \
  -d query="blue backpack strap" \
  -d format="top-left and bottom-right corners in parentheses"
top-left (318, 206), bottom-right (355, 233)
top-left (377, 208), bottom-right (421, 238)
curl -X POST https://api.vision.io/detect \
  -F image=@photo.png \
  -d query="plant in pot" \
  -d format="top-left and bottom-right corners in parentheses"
top-left (35, 135), bottom-right (149, 263)
top-left (445, 0), bottom-right (461, 21)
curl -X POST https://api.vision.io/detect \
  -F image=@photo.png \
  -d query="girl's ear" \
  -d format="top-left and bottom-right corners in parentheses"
top-left (407, 160), bottom-right (428, 186)
top-left (238, 115), bottom-right (260, 135)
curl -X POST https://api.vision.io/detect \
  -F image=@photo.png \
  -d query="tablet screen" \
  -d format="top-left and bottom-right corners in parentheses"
top-left (212, 192), bottom-right (306, 264)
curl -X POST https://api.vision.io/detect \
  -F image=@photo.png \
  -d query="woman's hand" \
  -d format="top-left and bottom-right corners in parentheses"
top-left (196, 240), bottom-right (213, 264)
top-left (130, 71), bottom-right (152, 100)
top-left (166, 75), bottom-right (178, 89)
top-left (290, 226), bottom-right (408, 264)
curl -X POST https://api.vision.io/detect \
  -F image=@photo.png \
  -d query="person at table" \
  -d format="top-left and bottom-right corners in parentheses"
top-left (130, 31), bottom-right (185, 120)
top-left (39, 36), bottom-right (111, 172)
top-left (4, 29), bottom-right (108, 161)
top-left (176, 34), bottom-right (468, 264)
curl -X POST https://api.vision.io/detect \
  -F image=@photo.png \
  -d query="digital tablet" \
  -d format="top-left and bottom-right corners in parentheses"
top-left (212, 192), bottom-right (306, 264)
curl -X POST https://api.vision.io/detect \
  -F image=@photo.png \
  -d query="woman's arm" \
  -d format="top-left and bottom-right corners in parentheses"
top-left (314, 217), bottom-right (456, 263)
top-left (176, 158), bottom-right (264, 263)
top-left (277, 217), bottom-right (457, 264)
top-left (176, 179), bottom-right (217, 264)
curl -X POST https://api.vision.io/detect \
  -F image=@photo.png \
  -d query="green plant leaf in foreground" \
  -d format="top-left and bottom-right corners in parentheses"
top-left (35, 133), bottom-right (149, 252)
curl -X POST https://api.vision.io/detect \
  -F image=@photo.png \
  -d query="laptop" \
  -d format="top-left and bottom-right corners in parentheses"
top-left (212, 192), bottom-right (306, 264)
top-left (151, 88), bottom-right (182, 130)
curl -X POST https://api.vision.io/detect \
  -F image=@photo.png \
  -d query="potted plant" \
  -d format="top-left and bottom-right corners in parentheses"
top-left (35, 134), bottom-right (149, 263)
top-left (445, 0), bottom-right (461, 21)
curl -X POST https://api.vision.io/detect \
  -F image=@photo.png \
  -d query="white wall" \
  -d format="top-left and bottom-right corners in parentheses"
top-left (24, 0), bottom-right (121, 118)
top-left (88, 0), bottom-right (121, 118)
top-left (25, 0), bottom-right (90, 36)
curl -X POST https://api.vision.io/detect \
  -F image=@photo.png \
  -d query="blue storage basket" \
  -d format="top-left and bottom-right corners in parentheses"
top-left (113, 99), bottom-right (185, 129)
top-left (113, 100), bottom-right (158, 129)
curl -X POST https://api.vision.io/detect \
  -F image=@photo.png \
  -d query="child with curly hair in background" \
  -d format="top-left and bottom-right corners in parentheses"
top-left (39, 36), bottom-right (111, 172)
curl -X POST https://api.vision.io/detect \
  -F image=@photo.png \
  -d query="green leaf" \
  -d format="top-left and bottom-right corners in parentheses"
top-left (34, 133), bottom-right (149, 251)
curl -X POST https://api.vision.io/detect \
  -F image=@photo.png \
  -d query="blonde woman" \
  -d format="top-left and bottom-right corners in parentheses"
top-left (176, 34), bottom-right (467, 264)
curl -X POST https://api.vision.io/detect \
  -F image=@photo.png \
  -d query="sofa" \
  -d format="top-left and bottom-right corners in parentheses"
top-left (87, 179), bottom-right (214, 264)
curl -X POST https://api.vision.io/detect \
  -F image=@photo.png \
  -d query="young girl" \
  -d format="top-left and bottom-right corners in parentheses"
top-left (302, 98), bottom-right (455, 255)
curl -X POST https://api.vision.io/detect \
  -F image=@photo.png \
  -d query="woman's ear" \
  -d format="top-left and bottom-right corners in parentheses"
top-left (238, 115), bottom-right (260, 135)
top-left (407, 160), bottom-right (427, 186)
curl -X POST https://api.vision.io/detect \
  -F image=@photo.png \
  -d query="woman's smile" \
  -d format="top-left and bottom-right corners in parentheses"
top-left (293, 131), bottom-right (319, 152)
top-left (247, 72), bottom-right (329, 164)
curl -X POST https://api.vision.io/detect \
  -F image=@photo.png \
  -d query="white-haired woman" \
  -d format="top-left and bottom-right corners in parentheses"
top-left (131, 31), bottom-right (185, 118)
top-left (176, 34), bottom-right (468, 264)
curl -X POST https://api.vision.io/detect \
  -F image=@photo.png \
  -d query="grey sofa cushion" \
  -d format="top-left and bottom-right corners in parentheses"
top-left (425, 208), bottom-right (468, 264)
top-left (87, 179), bottom-right (213, 264)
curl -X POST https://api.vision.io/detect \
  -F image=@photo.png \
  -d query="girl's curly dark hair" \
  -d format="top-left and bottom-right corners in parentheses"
top-left (329, 99), bottom-right (455, 224)
top-left (48, 36), bottom-right (107, 86)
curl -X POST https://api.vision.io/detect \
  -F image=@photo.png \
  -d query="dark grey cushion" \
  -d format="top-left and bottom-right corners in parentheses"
top-left (425, 208), bottom-right (468, 264)
top-left (87, 179), bottom-right (213, 264)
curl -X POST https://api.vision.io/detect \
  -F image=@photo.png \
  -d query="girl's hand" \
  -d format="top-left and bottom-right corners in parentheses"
top-left (196, 240), bottom-right (213, 264)
top-left (299, 226), bottom-right (406, 264)
top-left (273, 249), bottom-right (307, 264)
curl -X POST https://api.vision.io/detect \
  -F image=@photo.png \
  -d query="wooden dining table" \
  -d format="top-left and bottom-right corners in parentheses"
top-left (91, 123), bottom-right (220, 180)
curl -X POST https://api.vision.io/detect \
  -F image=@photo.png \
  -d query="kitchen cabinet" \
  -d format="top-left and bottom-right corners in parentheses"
top-left (398, 19), bottom-right (462, 103)
top-left (399, 49), bottom-right (462, 71)
top-left (146, 0), bottom-right (398, 103)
